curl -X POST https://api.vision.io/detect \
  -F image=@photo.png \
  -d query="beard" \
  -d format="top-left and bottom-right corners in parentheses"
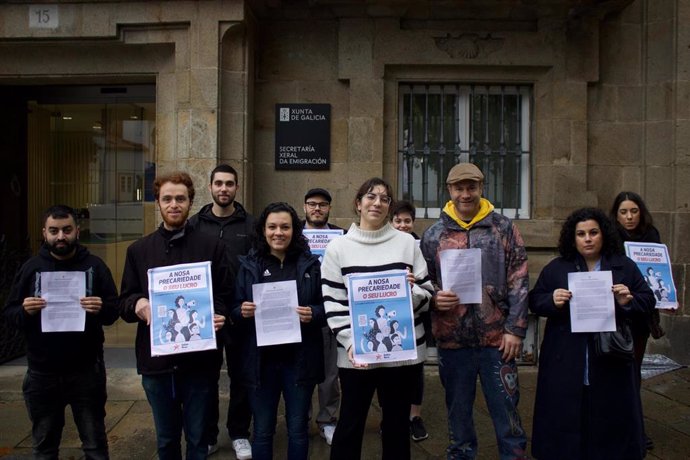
top-left (306, 211), bottom-right (329, 227)
top-left (44, 239), bottom-right (77, 257)
top-left (161, 209), bottom-right (190, 229)
top-left (212, 193), bottom-right (235, 208)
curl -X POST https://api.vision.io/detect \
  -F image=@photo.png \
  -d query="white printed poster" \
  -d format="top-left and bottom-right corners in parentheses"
top-left (624, 242), bottom-right (678, 310)
top-left (348, 270), bottom-right (417, 364)
top-left (147, 261), bottom-right (217, 356)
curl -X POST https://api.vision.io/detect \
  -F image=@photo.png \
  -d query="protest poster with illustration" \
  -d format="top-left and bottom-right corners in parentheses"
top-left (348, 270), bottom-right (417, 364)
top-left (624, 242), bottom-right (678, 310)
top-left (303, 229), bottom-right (343, 262)
top-left (147, 261), bottom-right (217, 356)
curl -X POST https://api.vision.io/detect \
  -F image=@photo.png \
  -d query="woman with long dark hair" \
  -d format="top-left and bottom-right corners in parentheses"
top-left (529, 207), bottom-right (655, 460)
top-left (230, 202), bottom-right (324, 460)
top-left (610, 191), bottom-right (665, 450)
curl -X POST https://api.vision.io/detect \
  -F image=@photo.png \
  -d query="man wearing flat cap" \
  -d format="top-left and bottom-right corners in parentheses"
top-left (420, 163), bottom-right (529, 459)
top-left (302, 187), bottom-right (343, 446)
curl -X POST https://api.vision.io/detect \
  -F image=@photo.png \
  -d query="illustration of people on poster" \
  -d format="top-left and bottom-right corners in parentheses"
top-left (624, 242), bottom-right (678, 310)
top-left (303, 229), bottom-right (343, 262)
top-left (347, 270), bottom-right (417, 364)
top-left (147, 261), bottom-right (217, 356)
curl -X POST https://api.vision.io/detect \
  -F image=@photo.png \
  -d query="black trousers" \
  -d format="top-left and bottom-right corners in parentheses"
top-left (330, 365), bottom-right (416, 460)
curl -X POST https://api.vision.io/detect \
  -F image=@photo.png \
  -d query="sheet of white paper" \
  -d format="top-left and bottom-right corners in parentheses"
top-left (568, 271), bottom-right (616, 333)
top-left (252, 280), bottom-right (302, 347)
top-left (40, 271), bottom-right (86, 332)
top-left (440, 248), bottom-right (482, 304)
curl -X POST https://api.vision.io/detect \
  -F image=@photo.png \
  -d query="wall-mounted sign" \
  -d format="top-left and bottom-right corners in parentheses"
top-left (29, 5), bottom-right (59, 29)
top-left (275, 104), bottom-right (330, 170)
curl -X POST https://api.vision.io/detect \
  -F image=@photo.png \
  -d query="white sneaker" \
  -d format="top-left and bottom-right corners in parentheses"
top-left (320, 424), bottom-right (336, 446)
top-left (232, 438), bottom-right (252, 460)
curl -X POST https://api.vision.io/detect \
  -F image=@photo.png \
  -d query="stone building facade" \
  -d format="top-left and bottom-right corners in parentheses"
top-left (0, 0), bottom-right (688, 362)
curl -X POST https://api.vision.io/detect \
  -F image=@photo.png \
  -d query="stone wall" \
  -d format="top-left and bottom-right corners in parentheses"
top-left (1, 0), bottom-right (689, 361)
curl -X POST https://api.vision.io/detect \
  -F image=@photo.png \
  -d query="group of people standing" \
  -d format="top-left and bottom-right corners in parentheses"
top-left (3, 160), bottom-right (665, 460)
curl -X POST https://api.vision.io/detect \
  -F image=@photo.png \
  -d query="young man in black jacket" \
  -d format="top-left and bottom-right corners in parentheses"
top-left (4, 205), bottom-right (119, 459)
top-left (119, 172), bottom-right (231, 460)
top-left (188, 164), bottom-right (254, 459)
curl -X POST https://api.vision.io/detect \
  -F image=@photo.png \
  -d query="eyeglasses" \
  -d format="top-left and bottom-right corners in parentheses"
top-left (305, 201), bottom-right (330, 209)
top-left (363, 193), bottom-right (392, 205)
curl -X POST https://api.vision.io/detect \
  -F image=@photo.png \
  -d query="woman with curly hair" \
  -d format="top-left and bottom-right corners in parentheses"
top-left (528, 207), bottom-right (655, 460)
top-left (231, 202), bottom-right (325, 460)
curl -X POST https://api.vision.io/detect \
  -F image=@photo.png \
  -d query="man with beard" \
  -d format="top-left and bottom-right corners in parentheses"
top-left (120, 172), bottom-right (231, 460)
top-left (188, 164), bottom-right (254, 459)
top-left (4, 205), bottom-right (119, 459)
top-left (302, 188), bottom-right (343, 446)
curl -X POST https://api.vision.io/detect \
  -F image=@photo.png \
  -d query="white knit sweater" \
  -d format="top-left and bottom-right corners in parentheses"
top-left (321, 222), bottom-right (434, 369)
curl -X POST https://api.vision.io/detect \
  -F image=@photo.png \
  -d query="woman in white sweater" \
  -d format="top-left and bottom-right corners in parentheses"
top-left (320, 177), bottom-right (433, 460)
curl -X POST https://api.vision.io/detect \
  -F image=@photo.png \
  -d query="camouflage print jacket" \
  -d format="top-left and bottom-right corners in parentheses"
top-left (420, 210), bottom-right (529, 349)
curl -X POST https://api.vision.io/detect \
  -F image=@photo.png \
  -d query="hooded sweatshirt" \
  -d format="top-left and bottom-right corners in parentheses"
top-left (3, 244), bottom-right (119, 373)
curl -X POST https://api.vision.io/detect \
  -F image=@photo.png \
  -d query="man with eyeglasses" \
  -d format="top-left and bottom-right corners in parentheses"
top-left (302, 187), bottom-right (343, 446)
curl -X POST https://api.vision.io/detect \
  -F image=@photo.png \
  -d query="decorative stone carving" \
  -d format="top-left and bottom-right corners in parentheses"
top-left (433, 33), bottom-right (504, 59)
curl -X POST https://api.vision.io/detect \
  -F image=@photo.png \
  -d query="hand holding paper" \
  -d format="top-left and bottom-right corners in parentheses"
top-left (612, 284), bottom-right (633, 306)
top-left (135, 298), bottom-right (151, 325)
top-left (241, 301), bottom-right (257, 318)
top-left (80, 296), bottom-right (103, 314)
top-left (435, 290), bottom-right (460, 311)
top-left (296, 306), bottom-right (313, 323)
top-left (213, 314), bottom-right (225, 331)
top-left (23, 297), bottom-right (46, 315)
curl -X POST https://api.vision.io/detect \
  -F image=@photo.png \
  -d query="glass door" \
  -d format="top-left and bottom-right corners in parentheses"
top-left (26, 85), bottom-right (156, 301)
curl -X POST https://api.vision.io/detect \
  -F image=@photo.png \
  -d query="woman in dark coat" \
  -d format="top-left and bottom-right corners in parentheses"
top-left (230, 202), bottom-right (325, 460)
top-left (610, 191), bottom-right (665, 450)
top-left (529, 208), bottom-right (656, 460)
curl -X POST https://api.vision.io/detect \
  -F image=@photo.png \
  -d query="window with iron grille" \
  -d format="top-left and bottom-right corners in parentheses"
top-left (398, 83), bottom-right (531, 219)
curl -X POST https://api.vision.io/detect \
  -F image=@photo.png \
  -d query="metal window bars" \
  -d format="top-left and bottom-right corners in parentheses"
top-left (399, 83), bottom-right (531, 219)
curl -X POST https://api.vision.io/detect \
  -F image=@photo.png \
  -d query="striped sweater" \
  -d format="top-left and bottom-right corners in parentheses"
top-left (321, 222), bottom-right (434, 369)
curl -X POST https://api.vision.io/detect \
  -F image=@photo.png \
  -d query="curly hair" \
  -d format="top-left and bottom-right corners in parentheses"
top-left (253, 202), bottom-right (310, 258)
top-left (609, 191), bottom-right (654, 237)
top-left (153, 172), bottom-right (195, 203)
top-left (558, 207), bottom-right (622, 260)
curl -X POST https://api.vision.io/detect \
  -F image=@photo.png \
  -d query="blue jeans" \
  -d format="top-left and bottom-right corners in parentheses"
top-left (438, 347), bottom-right (527, 460)
top-left (22, 364), bottom-right (108, 460)
top-left (248, 360), bottom-right (314, 460)
top-left (142, 372), bottom-right (213, 460)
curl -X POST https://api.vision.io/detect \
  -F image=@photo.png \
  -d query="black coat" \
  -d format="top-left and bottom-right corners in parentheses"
top-left (188, 202), bottom-right (254, 277)
top-left (528, 254), bottom-right (655, 460)
top-left (3, 244), bottom-right (119, 373)
top-left (230, 249), bottom-right (325, 388)
top-left (119, 223), bottom-right (232, 376)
